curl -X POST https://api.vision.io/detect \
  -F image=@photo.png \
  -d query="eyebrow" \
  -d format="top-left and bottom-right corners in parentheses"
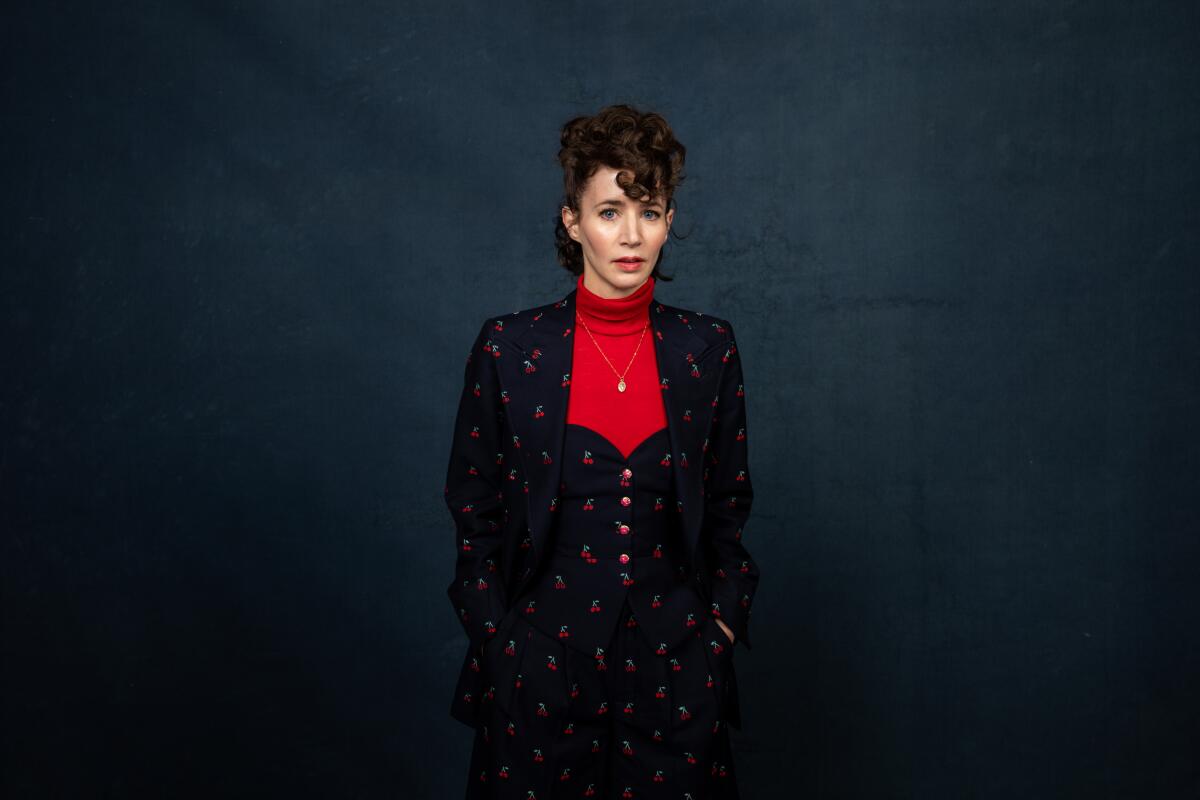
top-left (594, 195), bottom-right (664, 210)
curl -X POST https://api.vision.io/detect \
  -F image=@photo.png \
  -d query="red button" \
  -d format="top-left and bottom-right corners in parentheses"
top-left (618, 553), bottom-right (630, 564)
top-left (621, 468), bottom-right (633, 479)
top-left (620, 496), bottom-right (631, 506)
top-left (618, 524), bottom-right (630, 535)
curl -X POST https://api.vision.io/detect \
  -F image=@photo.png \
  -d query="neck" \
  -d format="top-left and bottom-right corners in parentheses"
top-left (574, 272), bottom-right (655, 335)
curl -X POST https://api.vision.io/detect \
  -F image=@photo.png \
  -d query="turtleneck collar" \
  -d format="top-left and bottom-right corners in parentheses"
top-left (574, 272), bottom-right (656, 335)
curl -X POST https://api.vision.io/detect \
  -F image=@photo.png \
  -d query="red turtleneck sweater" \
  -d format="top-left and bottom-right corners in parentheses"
top-left (566, 273), bottom-right (668, 459)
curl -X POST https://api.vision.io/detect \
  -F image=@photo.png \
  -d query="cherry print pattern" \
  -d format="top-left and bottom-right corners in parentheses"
top-left (445, 287), bottom-right (757, 797)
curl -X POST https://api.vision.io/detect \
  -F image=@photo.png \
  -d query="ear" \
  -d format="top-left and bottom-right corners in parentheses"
top-left (561, 205), bottom-right (580, 242)
top-left (665, 206), bottom-right (675, 233)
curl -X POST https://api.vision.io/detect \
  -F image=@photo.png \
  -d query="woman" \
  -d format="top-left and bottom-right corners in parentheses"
top-left (444, 104), bottom-right (759, 799)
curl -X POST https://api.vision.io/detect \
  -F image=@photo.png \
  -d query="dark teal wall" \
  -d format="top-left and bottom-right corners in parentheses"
top-left (4, 1), bottom-right (1197, 797)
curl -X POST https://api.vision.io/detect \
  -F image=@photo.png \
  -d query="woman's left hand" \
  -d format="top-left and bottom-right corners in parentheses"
top-left (715, 618), bottom-right (735, 645)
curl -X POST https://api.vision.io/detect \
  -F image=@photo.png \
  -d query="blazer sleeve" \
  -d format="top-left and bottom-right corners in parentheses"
top-left (701, 320), bottom-right (761, 650)
top-left (443, 318), bottom-right (511, 655)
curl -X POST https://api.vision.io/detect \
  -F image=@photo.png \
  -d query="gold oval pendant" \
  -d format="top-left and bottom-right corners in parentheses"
top-left (617, 379), bottom-right (626, 392)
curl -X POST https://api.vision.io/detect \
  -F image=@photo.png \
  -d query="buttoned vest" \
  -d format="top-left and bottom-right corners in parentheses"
top-left (514, 422), bottom-right (709, 661)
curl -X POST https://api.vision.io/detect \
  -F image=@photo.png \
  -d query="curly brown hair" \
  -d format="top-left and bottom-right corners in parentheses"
top-left (554, 104), bottom-right (687, 281)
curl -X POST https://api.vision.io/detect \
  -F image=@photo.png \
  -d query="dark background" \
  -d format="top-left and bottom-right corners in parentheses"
top-left (3, 1), bottom-right (1198, 797)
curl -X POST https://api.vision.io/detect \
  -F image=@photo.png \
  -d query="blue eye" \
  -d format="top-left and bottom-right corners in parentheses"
top-left (599, 209), bottom-right (617, 220)
top-left (643, 210), bottom-right (661, 220)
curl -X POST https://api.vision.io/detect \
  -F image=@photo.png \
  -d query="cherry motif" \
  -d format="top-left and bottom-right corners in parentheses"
top-left (582, 498), bottom-right (594, 510)
top-left (678, 705), bottom-right (691, 721)
top-left (497, 765), bottom-right (509, 779)
top-left (532, 748), bottom-right (543, 762)
top-left (469, 426), bottom-right (481, 440)
top-left (523, 600), bottom-right (536, 615)
top-left (652, 730), bottom-right (664, 743)
top-left (624, 658), bottom-right (636, 673)
top-left (524, 360), bottom-right (536, 375)
top-left (553, 575), bottom-right (566, 590)
top-left (655, 685), bottom-right (666, 699)
top-left (653, 769), bottom-right (665, 783)
top-left (558, 625), bottom-right (569, 639)
top-left (623, 701), bottom-right (634, 715)
top-left (546, 655), bottom-right (557, 671)
top-left (560, 372), bottom-right (570, 388)
top-left (582, 449), bottom-right (594, 464)
top-left (651, 594), bottom-right (662, 609)
top-left (590, 600), bottom-right (602, 614)
top-left (536, 702), bottom-right (548, 717)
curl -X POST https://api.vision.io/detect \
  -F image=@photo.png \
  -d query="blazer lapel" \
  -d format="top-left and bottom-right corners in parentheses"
top-left (497, 286), bottom-right (726, 593)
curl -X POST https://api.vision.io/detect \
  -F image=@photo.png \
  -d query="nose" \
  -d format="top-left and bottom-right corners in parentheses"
top-left (620, 212), bottom-right (642, 247)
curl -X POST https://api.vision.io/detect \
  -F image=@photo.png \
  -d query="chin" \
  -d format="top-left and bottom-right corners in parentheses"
top-left (608, 265), bottom-right (650, 282)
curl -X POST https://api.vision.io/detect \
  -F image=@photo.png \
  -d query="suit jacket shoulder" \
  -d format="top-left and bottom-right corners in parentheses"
top-left (478, 290), bottom-right (735, 356)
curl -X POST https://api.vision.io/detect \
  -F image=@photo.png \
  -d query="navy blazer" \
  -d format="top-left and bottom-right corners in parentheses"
top-left (443, 286), bottom-right (759, 729)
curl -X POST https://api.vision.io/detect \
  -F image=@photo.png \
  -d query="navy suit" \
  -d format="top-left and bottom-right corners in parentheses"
top-left (444, 287), bottom-right (759, 736)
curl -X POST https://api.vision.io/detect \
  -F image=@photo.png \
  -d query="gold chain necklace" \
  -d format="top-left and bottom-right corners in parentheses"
top-left (577, 316), bottom-right (648, 393)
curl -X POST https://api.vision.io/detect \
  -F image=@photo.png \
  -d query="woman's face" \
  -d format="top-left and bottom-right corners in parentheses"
top-left (562, 165), bottom-right (674, 299)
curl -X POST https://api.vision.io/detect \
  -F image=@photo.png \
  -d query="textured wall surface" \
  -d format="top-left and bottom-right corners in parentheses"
top-left (3, 1), bottom-right (1198, 797)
